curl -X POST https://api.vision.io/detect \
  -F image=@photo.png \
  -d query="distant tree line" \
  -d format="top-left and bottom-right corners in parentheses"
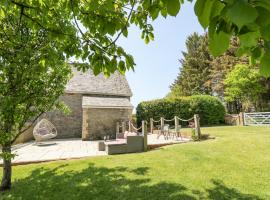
top-left (169, 33), bottom-right (270, 113)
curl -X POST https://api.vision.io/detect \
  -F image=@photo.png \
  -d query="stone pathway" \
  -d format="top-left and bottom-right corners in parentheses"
top-left (1, 139), bottom-right (107, 165)
top-left (0, 134), bottom-right (191, 165)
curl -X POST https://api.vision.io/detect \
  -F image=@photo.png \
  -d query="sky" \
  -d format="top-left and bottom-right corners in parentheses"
top-left (118, 2), bottom-right (204, 109)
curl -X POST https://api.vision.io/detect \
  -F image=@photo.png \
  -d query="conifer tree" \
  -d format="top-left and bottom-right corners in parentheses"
top-left (170, 33), bottom-right (212, 96)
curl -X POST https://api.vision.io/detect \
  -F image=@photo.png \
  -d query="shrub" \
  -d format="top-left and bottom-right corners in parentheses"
top-left (136, 95), bottom-right (225, 126)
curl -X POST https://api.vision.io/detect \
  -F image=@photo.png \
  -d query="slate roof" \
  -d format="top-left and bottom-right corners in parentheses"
top-left (65, 68), bottom-right (132, 97)
top-left (82, 96), bottom-right (133, 109)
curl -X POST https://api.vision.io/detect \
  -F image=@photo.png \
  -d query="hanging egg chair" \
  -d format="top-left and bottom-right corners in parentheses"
top-left (33, 119), bottom-right (57, 142)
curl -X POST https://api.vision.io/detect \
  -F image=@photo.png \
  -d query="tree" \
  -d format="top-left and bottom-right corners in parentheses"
top-left (1, 0), bottom-right (270, 76)
top-left (170, 33), bottom-right (212, 96)
top-left (169, 34), bottom-right (250, 99)
top-left (169, 33), bottom-right (269, 113)
top-left (224, 64), bottom-right (266, 112)
top-left (166, 85), bottom-right (184, 99)
top-left (209, 37), bottom-right (249, 99)
top-left (0, 19), bottom-right (71, 190)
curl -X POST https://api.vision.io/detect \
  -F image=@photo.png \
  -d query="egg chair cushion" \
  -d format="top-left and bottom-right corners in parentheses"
top-left (33, 119), bottom-right (57, 142)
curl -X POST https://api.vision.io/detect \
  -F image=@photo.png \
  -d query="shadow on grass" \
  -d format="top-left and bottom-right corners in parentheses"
top-left (2, 164), bottom-right (263, 200)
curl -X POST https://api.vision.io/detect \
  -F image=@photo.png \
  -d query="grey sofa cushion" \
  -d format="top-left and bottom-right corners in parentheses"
top-left (127, 136), bottom-right (144, 153)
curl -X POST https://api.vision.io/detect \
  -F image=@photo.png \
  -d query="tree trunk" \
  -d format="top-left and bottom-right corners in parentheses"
top-left (0, 144), bottom-right (12, 191)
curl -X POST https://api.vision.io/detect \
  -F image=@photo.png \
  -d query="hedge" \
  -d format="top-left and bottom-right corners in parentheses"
top-left (136, 95), bottom-right (225, 126)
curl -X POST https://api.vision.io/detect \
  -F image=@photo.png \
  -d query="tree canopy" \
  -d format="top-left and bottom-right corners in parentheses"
top-left (209, 37), bottom-right (249, 98)
top-left (170, 33), bottom-right (212, 96)
top-left (169, 32), bottom-right (270, 113)
top-left (1, 0), bottom-right (270, 76)
top-left (0, 18), bottom-right (71, 190)
top-left (224, 64), bottom-right (265, 112)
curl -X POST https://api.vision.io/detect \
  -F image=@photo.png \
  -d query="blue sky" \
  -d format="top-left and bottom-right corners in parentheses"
top-left (118, 2), bottom-right (204, 108)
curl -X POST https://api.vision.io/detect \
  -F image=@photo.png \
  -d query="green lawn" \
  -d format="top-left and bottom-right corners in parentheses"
top-left (1, 126), bottom-right (270, 200)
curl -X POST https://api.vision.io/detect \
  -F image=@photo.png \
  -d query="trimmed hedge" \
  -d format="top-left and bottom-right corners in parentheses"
top-left (136, 95), bottom-right (225, 126)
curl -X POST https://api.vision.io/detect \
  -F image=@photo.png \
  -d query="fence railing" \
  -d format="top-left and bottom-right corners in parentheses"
top-left (243, 112), bottom-right (270, 126)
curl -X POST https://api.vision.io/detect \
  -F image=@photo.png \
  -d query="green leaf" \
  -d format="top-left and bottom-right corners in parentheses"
top-left (0, 8), bottom-right (5, 20)
top-left (251, 47), bottom-right (262, 60)
top-left (226, 0), bottom-right (258, 28)
top-left (142, 0), bottom-right (151, 9)
top-left (239, 31), bottom-right (260, 48)
top-left (149, 6), bottom-right (160, 20)
top-left (160, 8), bottom-right (168, 18)
top-left (209, 31), bottom-right (231, 57)
top-left (106, 23), bottom-right (116, 35)
top-left (126, 55), bottom-right (135, 70)
top-left (254, 0), bottom-right (270, 12)
top-left (236, 47), bottom-right (249, 57)
top-left (195, 0), bottom-right (223, 29)
top-left (210, 0), bottom-right (225, 19)
top-left (93, 65), bottom-right (101, 75)
top-left (167, 0), bottom-right (180, 17)
top-left (149, 32), bottom-right (154, 41)
top-left (108, 58), bottom-right (117, 73)
top-left (255, 7), bottom-right (270, 27)
top-left (118, 60), bottom-right (126, 74)
top-left (145, 35), bottom-right (150, 44)
top-left (260, 24), bottom-right (270, 41)
top-left (122, 27), bottom-right (128, 37)
top-left (39, 59), bottom-right (46, 68)
top-left (260, 51), bottom-right (270, 77)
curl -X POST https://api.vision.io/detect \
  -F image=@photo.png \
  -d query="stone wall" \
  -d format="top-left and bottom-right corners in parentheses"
top-left (46, 93), bottom-right (83, 138)
top-left (15, 93), bottom-right (133, 142)
top-left (13, 123), bottom-right (34, 145)
top-left (82, 108), bottom-right (132, 140)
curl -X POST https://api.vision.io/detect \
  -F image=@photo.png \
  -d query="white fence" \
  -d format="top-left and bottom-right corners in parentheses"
top-left (243, 112), bottom-right (270, 126)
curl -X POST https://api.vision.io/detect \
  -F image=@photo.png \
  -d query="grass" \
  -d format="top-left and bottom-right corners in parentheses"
top-left (1, 126), bottom-right (270, 200)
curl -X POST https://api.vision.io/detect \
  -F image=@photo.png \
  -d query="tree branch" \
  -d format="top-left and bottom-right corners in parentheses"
top-left (10, 0), bottom-right (36, 9)
top-left (105, 3), bottom-right (135, 49)
top-left (11, 112), bottom-right (44, 144)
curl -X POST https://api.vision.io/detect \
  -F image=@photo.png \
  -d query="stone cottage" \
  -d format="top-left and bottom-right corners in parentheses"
top-left (46, 68), bottom-right (133, 140)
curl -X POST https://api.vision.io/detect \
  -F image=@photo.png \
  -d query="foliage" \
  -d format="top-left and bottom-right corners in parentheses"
top-left (1, 126), bottom-right (270, 199)
top-left (224, 64), bottom-right (266, 111)
top-left (137, 95), bottom-right (225, 126)
top-left (0, 21), bottom-right (71, 146)
top-left (1, 1), bottom-right (270, 76)
top-left (170, 33), bottom-right (212, 96)
top-left (0, 19), bottom-right (71, 190)
top-left (169, 34), bottom-right (249, 99)
top-left (166, 85), bottom-right (183, 99)
top-left (209, 38), bottom-right (249, 99)
top-left (169, 33), bottom-right (270, 113)
top-left (0, 0), bottom-right (186, 76)
top-left (194, 0), bottom-right (270, 77)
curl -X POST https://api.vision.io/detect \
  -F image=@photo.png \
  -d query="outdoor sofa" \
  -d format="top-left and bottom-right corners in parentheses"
top-left (102, 132), bottom-right (144, 155)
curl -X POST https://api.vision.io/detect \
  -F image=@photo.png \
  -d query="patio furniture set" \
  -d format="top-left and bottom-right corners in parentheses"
top-left (156, 124), bottom-right (183, 140)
